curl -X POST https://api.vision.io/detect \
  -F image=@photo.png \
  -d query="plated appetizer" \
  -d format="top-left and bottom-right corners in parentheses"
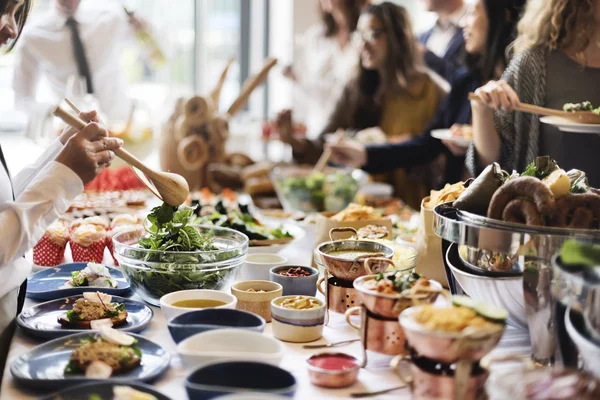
top-left (65, 328), bottom-right (141, 378)
top-left (59, 292), bottom-right (128, 329)
top-left (60, 263), bottom-right (118, 289)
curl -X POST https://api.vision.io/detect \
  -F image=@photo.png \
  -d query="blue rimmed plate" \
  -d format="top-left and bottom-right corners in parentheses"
top-left (41, 381), bottom-right (172, 400)
top-left (27, 263), bottom-right (132, 301)
top-left (11, 332), bottom-right (170, 390)
top-left (17, 295), bottom-right (153, 339)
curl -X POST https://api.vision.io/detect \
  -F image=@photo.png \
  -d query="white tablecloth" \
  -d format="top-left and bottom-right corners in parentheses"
top-left (0, 226), bottom-right (531, 399)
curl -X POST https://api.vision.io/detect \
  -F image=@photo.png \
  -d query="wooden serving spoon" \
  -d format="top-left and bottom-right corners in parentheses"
top-left (468, 93), bottom-right (600, 124)
top-left (53, 105), bottom-right (190, 206)
top-left (314, 128), bottom-right (345, 173)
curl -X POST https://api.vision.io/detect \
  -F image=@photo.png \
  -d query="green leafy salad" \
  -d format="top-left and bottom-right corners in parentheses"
top-left (563, 101), bottom-right (600, 114)
top-left (122, 203), bottom-right (242, 300)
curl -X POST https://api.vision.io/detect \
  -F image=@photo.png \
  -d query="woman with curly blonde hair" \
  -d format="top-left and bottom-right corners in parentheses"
top-left (468, 0), bottom-right (600, 187)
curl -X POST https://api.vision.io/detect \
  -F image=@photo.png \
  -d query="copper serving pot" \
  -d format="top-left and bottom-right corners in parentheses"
top-left (398, 306), bottom-right (505, 364)
top-left (345, 306), bottom-right (407, 356)
top-left (391, 355), bottom-right (489, 400)
top-left (317, 275), bottom-right (361, 314)
top-left (353, 272), bottom-right (445, 319)
top-left (316, 228), bottom-right (394, 281)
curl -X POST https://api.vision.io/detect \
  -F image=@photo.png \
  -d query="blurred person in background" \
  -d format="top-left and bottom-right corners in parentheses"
top-left (327, 0), bottom-right (525, 191)
top-left (468, 0), bottom-right (600, 187)
top-left (419, 0), bottom-right (466, 81)
top-left (282, 0), bottom-right (367, 137)
top-left (0, 0), bottom-right (123, 374)
top-left (277, 2), bottom-right (446, 209)
top-left (12, 0), bottom-right (151, 136)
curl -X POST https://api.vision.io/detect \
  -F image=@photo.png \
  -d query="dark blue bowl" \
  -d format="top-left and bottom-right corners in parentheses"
top-left (167, 309), bottom-right (266, 344)
top-left (185, 361), bottom-right (296, 400)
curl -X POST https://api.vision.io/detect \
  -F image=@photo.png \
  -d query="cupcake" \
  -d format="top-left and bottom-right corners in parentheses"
top-left (108, 214), bottom-right (142, 265)
top-left (70, 224), bottom-right (107, 263)
top-left (71, 216), bottom-right (110, 231)
top-left (33, 221), bottom-right (69, 266)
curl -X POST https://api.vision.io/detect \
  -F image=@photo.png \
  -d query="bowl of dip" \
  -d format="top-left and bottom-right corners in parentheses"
top-left (306, 352), bottom-right (361, 388)
top-left (160, 289), bottom-right (237, 321)
top-left (271, 296), bottom-right (325, 343)
top-left (269, 266), bottom-right (319, 296)
top-left (231, 280), bottom-right (283, 322)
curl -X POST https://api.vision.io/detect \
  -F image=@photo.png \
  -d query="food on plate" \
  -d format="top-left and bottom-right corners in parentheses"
top-left (64, 328), bottom-right (141, 376)
top-left (170, 299), bottom-right (226, 308)
top-left (501, 198), bottom-right (544, 226)
top-left (110, 214), bottom-right (142, 228)
top-left (550, 193), bottom-right (600, 229)
top-left (414, 301), bottom-right (506, 334)
top-left (60, 262), bottom-right (118, 289)
top-left (68, 190), bottom-right (147, 211)
top-left (279, 296), bottom-right (321, 310)
top-left (122, 203), bottom-right (242, 300)
top-left (113, 386), bottom-right (158, 400)
top-left (331, 203), bottom-right (382, 222)
top-left (355, 127), bottom-right (387, 144)
top-left (58, 292), bottom-right (127, 329)
top-left (276, 267), bottom-right (313, 277)
top-left (32, 220), bottom-right (69, 266)
top-left (560, 240), bottom-right (600, 267)
top-left (450, 124), bottom-right (473, 139)
top-left (364, 271), bottom-right (434, 295)
top-left (195, 201), bottom-right (293, 243)
top-left (453, 163), bottom-right (506, 214)
top-left (273, 169), bottom-right (359, 213)
top-left (326, 249), bottom-right (380, 260)
top-left (356, 224), bottom-right (389, 240)
top-left (423, 182), bottom-right (466, 210)
top-left (70, 224), bottom-right (108, 263)
top-left (563, 101), bottom-right (600, 114)
top-left (543, 169), bottom-right (571, 198)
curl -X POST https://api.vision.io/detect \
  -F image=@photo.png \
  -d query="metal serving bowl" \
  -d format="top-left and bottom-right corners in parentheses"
top-left (353, 275), bottom-right (444, 319)
top-left (316, 240), bottom-right (394, 281)
top-left (399, 305), bottom-right (505, 364)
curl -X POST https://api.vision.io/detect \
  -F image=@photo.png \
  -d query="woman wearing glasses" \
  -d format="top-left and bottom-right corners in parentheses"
top-left (0, 0), bottom-right (122, 370)
top-left (277, 2), bottom-right (446, 209)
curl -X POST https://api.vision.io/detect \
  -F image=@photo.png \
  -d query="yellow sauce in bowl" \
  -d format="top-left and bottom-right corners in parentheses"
top-left (279, 296), bottom-right (321, 310)
top-left (171, 299), bottom-right (226, 308)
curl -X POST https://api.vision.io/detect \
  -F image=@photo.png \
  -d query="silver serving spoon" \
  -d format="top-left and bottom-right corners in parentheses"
top-left (302, 339), bottom-right (360, 349)
top-left (350, 384), bottom-right (407, 398)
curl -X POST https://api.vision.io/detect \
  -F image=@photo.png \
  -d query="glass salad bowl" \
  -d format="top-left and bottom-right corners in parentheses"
top-left (271, 165), bottom-right (365, 213)
top-left (113, 226), bottom-right (249, 306)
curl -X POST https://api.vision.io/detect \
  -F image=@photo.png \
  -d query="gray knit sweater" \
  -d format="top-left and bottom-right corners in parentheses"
top-left (466, 47), bottom-right (547, 176)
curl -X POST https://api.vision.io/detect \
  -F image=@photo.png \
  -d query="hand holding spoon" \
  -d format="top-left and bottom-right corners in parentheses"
top-left (53, 105), bottom-right (190, 206)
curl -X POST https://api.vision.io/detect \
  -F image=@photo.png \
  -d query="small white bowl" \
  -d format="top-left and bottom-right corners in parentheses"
top-left (271, 296), bottom-right (326, 343)
top-left (240, 254), bottom-right (288, 281)
top-left (177, 328), bottom-right (284, 370)
top-left (160, 290), bottom-right (237, 321)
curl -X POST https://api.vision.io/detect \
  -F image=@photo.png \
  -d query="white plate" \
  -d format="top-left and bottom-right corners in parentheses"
top-left (248, 223), bottom-right (306, 254)
top-left (430, 129), bottom-right (472, 146)
top-left (540, 116), bottom-right (600, 133)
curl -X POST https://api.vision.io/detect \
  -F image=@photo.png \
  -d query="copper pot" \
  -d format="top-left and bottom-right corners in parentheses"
top-left (316, 228), bottom-right (394, 281)
top-left (391, 355), bottom-right (489, 400)
top-left (353, 274), bottom-right (445, 319)
top-left (317, 276), bottom-right (361, 314)
top-left (345, 306), bottom-right (407, 356)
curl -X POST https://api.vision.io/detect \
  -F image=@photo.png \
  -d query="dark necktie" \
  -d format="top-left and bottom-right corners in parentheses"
top-left (0, 146), bottom-right (27, 315)
top-left (65, 17), bottom-right (94, 94)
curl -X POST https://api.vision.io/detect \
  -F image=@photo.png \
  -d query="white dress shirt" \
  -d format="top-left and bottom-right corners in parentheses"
top-left (425, 4), bottom-right (466, 58)
top-left (292, 25), bottom-right (359, 138)
top-left (0, 138), bottom-right (82, 336)
top-left (12, 2), bottom-right (134, 123)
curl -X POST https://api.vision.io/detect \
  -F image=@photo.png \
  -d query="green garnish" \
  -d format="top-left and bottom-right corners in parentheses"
top-left (521, 156), bottom-right (558, 179)
top-left (66, 310), bottom-right (79, 322)
top-left (375, 271), bottom-right (422, 292)
top-left (560, 240), bottom-right (600, 267)
top-left (64, 360), bottom-right (81, 375)
top-left (563, 101), bottom-right (594, 112)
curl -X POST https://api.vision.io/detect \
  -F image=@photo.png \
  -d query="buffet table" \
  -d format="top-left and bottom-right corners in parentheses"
top-left (0, 225), bottom-right (532, 399)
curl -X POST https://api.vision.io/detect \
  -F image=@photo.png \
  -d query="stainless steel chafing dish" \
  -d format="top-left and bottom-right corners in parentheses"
top-left (433, 203), bottom-right (600, 365)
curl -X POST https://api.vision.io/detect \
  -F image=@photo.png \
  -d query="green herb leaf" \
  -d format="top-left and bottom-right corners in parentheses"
top-left (561, 240), bottom-right (600, 267)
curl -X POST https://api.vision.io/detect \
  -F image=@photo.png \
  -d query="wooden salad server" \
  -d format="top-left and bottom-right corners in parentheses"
top-left (468, 93), bottom-right (600, 124)
top-left (226, 57), bottom-right (278, 117)
top-left (53, 105), bottom-right (190, 206)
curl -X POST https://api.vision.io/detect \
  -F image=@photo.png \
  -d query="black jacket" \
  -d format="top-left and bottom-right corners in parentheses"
top-left (419, 26), bottom-right (465, 81)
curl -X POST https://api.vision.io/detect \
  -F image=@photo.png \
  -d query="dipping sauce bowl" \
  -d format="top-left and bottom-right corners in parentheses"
top-left (306, 352), bottom-right (361, 388)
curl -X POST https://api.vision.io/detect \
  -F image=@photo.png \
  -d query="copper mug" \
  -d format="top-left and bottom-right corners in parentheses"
top-left (317, 275), bottom-right (362, 314)
top-left (345, 305), bottom-right (407, 356)
top-left (390, 355), bottom-right (489, 400)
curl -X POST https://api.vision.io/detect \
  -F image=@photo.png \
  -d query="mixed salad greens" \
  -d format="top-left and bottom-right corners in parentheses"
top-left (563, 101), bottom-right (600, 114)
top-left (274, 171), bottom-right (358, 213)
top-left (521, 156), bottom-right (590, 193)
top-left (374, 271), bottom-right (423, 293)
top-left (122, 203), bottom-right (242, 301)
top-left (194, 201), bottom-right (293, 243)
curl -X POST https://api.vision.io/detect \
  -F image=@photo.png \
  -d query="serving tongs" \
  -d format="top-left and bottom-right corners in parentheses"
top-left (468, 93), bottom-right (600, 124)
top-left (53, 104), bottom-right (190, 206)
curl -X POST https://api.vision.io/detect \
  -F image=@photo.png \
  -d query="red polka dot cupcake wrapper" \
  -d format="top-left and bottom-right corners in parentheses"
top-left (70, 240), bottom-right (106, 263)
top-left (106, 236), bottom-right (119, 266)
top-left (33, 235), bottom-right (66, 266)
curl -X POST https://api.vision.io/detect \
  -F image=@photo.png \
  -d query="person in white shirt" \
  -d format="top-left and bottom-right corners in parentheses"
top-left (282, 0), bottom-right (367, 138)
top-left (0, 0), bottom-right (123, 373)
top-left (12, 0), bottom-right (147, 126)
top-left (418, 0), bottom-right (466, 80)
